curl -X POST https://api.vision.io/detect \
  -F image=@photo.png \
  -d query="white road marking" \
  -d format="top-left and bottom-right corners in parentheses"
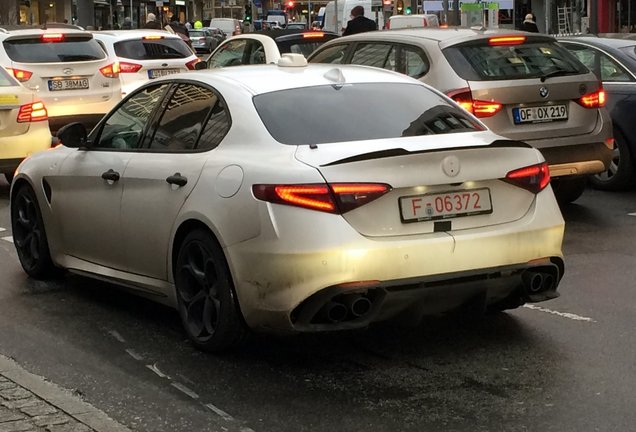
top-left (1, 236), bottom-right (13, 243)
top-left (171, 382), bottom-right (199, 399)
top-left (523, 304), bottom-right (596, 322)
top-left (146, 363), bottom-right (169, 379)
top-left (107, 330), bottom-right (126, 343)
top-left (0, 227), bottom-right (6, 232)
top-left (205, 403), bottom-right (234, 422)
top-left (628, 212), bottom-right (636, 216)
top-left (240, 427), bottom-right (257, 432)
top-left (125, 348), bottom-right (143, 361)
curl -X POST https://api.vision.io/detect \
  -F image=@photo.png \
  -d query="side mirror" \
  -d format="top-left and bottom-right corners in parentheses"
top-left (56, 122), bottom-right (87, 148)
top-left (194, 60), bottom-right (208, 70)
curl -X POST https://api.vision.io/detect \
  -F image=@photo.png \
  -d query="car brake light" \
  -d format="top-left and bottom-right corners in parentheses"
top-left (577, 89), bottom-right (605, 108)
top-left (42, 33), bottom-right (64, 42)
top-left (302, 32), bottom-right (324, 38)
top-left (252, 183), bottom-right (391, 214)
top-left (143, 35), bottom-right (164, 40)
top-left (504, 162), bottom-right (550, 194)
top-left (17, 101), bottom-right (48, 123)
top-left (119, 62), bottom-right (143, 73)
top-left (447, 88), bottom-right (502, 118)
top-left (6, 68), bottom-right (32, 82)
top-left (186, 58), bottom-right (202, 70)
top-left (99, 62), bottom-right (120, 78)
top-left (488, 36), bottom-right (526, 46)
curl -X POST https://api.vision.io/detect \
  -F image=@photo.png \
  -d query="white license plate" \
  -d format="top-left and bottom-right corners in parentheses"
top-left (399, 188), bottom-right (492, 223)
top-left (513, 104), bottom-right (568, 124)
top-left (48, 78), bottom-right (89, 91)
top-left (148, 68), bottom-right (180, 79)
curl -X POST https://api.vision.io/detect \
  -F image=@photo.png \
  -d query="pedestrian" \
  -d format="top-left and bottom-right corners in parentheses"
top-left (520, 13), bottom-right (539, 33)
top-left (122, 16), bottom-right (132, 30)
top-left (194, 20), bottom-right (203, 29)
top-left (185, 21), bottom-right (192, 30)
top-left (144, 12), bottom-right (162, 29)
top-left (342, 5), bottom-right (377, 36)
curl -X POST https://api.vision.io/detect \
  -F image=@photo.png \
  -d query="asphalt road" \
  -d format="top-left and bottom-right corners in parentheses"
top-left (0, 178), bottom-right (634, 432)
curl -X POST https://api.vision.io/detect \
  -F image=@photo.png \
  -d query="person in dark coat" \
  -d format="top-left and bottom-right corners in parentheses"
top-left (144, 13), bottom-right (162, 29)
top-left (520, 13), bottom-right (539, 33)
top-left (342, 5), bottom-right (377, 36)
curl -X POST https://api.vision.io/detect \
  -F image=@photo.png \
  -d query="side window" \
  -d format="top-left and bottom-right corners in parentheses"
top-left (310, 44), bottom-right (349, 64)
top-left (351, 44), bottom-right (394, 70)
top-left (566, 44), bottom-right (598, 75)
top-left (198, 96), bottom-right (231, 151)
top-left (149, 84), bottom-right (219, 152)
top-left (400, 46), bottom-right (429, 78)
top-left (247, 40), bottom-right (266, 65)
top-left (599, 54), bottom-right (632, 82)
top-left (208, 39), bottom-right (247, 68)
top-left (94, 84), bottom-right (168, 150)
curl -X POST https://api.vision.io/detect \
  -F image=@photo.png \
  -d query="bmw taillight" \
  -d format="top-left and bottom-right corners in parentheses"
top-left (186, 58), bottom-right (202, 70)
top-left (577, 89), bottom-right (606, 108)
top-left (504, 162), bottom-right (550, 194)
top-left (447, 88), bottom-right (502, 118)
top-left (252, 183), bottom-right (392, 214)
top-left (99, 62), bottom-right (120, 78)
top-left (6, 68), bottom-right (33, 82)
top-left (119, 62), bottom-right (143, 73)
top-left (17, 101), bottom-right (48, 123)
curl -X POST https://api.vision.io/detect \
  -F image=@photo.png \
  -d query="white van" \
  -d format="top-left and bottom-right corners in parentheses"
top-left (386, 14), bottom-right (440, 29)
top-left (323, 0), bottom-right (384, 34)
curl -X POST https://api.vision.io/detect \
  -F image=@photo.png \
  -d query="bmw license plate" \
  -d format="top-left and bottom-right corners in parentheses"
top-left (399, 188), bottom-right (492, 223)
top-left (148, 68), bottom-right (180, 79)
top-left (48, 78), bottom-right (89, 91)
top-left (513, 104), bottom-right (567, 124)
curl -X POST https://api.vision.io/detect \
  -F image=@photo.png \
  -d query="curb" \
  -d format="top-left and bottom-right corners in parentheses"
top-left (0, 354), bottom-right (132, 432)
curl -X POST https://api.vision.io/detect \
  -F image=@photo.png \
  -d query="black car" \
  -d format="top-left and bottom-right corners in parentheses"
top-left (560, 36), bottom-right (636, 190)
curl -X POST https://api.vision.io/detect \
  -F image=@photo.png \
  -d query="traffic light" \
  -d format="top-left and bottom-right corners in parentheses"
top-left (405, 6), bottom-right (411, 14)
top-left (244, 3), bottom-right (252, 23)
top-left (286, 0), bottom-right (294, 8)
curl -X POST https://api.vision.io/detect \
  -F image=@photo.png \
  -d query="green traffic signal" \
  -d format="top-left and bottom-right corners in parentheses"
top-left (405, 6), bottom-right (411, 14)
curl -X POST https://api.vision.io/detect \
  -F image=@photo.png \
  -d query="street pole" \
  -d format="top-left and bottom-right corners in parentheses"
top-left (334, 0), bottom-right (338, 33)
top-left (589, 0), bottom-right (597, 33)
top-left (130, 0), bottom-right (133, 26)
top-left (307, 0), bottom-right (311, 25)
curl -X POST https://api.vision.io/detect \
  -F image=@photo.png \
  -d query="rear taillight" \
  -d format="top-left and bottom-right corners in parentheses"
top-left (577, 89), bottom-right (606, 108)
top-left (186, 58), bottom-right (202, 70)
top-left (447, 89), bottom-right (502, 118)
top-left (252, 183), bottom-right (392, 214)
top-left (302, 32), bottom-right (325, 38)
top-left (41, 33), bottom-right (64, 42)
top-left (119, 62), bottom-right (143, 73)
top-left (6, 68), bottom-right (33, 82)
top-left (489, 35), bottom-right (526, 46)
top-left (17, 101), bottom-right (48, 123)
top-left (504, 162), bottom-right (550, 194)
top-left (99, 62), bottom-right (120, 78)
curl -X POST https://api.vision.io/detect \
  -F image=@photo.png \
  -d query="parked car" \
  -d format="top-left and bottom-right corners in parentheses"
top-left (287, 22), bottom-right (308, 30)
top-left (309, 29), bottom-right (614, 203)
top-left (0, 67), bottom-right (51, 183)
top-left (208, 18), bottom-right (242, 37)
top-left (204, 27), bottom-right (227, 45)
top-left (92, 30), bottom-right (201, 96)
top-left (0, 27), bottom-right (122, 132)
top-left (11, 55), bottom-right (565, 352)
top-left (206, 30), bottom-right (339, 68)
top-left (189, 28), bottom-right (219, 54)
top-left (559, 36), bottom-right (636, 190)
top-left (386, 14), bottom-right (440, 29)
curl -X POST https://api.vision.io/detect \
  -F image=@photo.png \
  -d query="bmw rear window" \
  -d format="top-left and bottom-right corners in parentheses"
top-left (114, 38), bottom-right (192, 60)
top-left (254, 83), bottom-right (482, 145)
top-left (3, 35), bottom-right (106, 63)
top-left (443, 38), bottom-right (588, 81)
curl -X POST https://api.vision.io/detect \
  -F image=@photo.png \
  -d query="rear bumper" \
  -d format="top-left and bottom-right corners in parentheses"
top-left (0, 125), bottom-right (52, 172)
top-left (225, 187), bottom-right (565, 332)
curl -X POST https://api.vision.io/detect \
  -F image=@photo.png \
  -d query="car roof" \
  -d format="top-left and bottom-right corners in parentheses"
top-left (0, 27), bottom-right (91, 37)
top-left (559, 36), bottom-right (636, 49)
top-left (92, 30), bottom-right (182, 40)
top-left (164, 63), bottom-right (421, 95)
top-left (256, 29), bottom-right (338, 40)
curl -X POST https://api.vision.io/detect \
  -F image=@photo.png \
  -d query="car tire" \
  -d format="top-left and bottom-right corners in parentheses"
top-left (552, 176), bottom-right (587, 204)
top-left (590, 128), bottom-right (636, 191)
top-left (11, 184), bottom-right (58, 279)
top-left (174, 229), bottom-right (248, 352)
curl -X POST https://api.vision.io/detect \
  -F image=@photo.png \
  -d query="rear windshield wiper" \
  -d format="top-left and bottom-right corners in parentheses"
top-left (539, 68), bottom-right (573, 82)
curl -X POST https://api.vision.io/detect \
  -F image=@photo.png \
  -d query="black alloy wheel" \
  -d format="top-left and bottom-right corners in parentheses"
top-left (590, 128), bottom-right (636, 191)
top-left (11, 185), bottom-right (57, 279)
top-left (175, 229), bottom-right (247, 352)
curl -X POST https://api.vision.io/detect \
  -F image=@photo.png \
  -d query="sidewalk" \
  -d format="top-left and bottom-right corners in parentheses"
top-left (0, 355), bottom-right (131, 432)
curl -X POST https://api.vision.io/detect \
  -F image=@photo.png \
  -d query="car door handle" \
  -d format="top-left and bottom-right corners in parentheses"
top-left (101, 169), bottom-right (120, 182)
top-left (166, 173), bottom-right (188, 187)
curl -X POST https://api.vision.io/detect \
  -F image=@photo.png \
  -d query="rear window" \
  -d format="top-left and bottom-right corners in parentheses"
top-left (3, 36), bottom-right (106, 63)
top-left (189, 31), bottom-right (206, 38)
top-left (254, 83), bottom-right (482, 145)
top-left (114, 38), bottom-right (192, 60)
top-left (443, 39), bottom-right (588, 81)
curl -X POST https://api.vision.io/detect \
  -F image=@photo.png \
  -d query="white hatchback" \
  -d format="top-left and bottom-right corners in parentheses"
top-left (92, 30), bottom-right (200, 97)
top-left (0, 28), bottom-right (122, 132)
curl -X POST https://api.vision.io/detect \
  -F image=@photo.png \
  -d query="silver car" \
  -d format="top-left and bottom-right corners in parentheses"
top-left (11, 56), bottom-right (564, 352)
top-left (309, 29), bottom-right (614, 203)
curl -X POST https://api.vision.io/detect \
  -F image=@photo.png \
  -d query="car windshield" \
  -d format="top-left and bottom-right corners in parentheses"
top-left (114, 38), bottom-right (192, 60)
top-left (253, 83), bottom-right (482, 145)
top-left (444, 39), bottom-right (588, 81)
top-left (3, 36), bottom-right (105, 63)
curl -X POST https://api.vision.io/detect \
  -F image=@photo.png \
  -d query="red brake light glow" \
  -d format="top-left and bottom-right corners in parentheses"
top-left (143, 35), bottom-right (164, 40)
top-left (252, 183), bottom-right (391, 214)
top-left (99, 62), bottom-right (120, 78)
top-left (42, 33), bottom-right (64, 42)
top-left (302, 32), bottom-right (325, 38)
top-left (577, 89), bottom-right (606, 108)
top-left (504, 162), bottom-right (550, 194)
top-left (17, 101), bottom-right (48, 123)
top-left (186, 58), bottom-right (202, 70)
top-left (6, 68), bottom-right (33, 82)
top-left (119, 62), bottom-right (142, 73)
top-left (488, 36), bottom-right (526, 46)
